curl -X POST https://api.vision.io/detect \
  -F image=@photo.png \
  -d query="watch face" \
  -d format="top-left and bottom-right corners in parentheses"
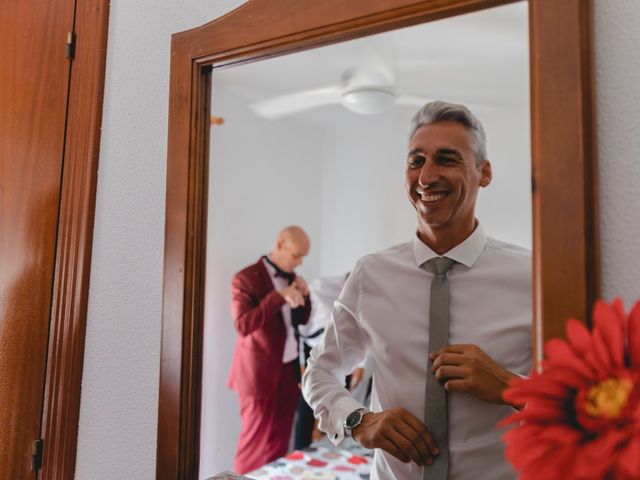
top-left (346, 410), bottom-right (362, 428)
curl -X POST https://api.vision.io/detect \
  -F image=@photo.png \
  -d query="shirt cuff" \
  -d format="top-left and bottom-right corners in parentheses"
top-left (325, 396), bottom-right (366, 446)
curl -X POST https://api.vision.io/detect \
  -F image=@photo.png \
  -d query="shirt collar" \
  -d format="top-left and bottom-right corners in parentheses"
top-left (412, 222), bottom-right (487, 269)
top-left (262, 256), bottom-right (277, 278)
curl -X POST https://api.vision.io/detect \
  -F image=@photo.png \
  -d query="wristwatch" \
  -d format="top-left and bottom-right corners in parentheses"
top-left (344, 408), bottom-right (370, 437)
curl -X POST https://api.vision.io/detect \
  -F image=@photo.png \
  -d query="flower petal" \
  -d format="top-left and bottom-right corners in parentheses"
top-left (628, 300), bottom-right (640, 368)
top-left (593, 300), bottom-right (625, 368)
top-left (615, 434), bottom-right (640, 478)
top-left (566, 318), bottom-right (592, 355)
top-left (580, 429), bottom-right (627, 477)
top-left (504, 400), bottom-right (569, 424)
top-left (519, 445), bottom-right (575, 480)
top-left (544, 339), bottom-right (595, 379)
top-left (544, 366), bottom-right (590, 389)
top-left (503, 375), bottom-right (569, 406)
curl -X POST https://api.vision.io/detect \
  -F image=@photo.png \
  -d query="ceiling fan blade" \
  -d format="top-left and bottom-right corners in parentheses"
top-left (250, 86), bottom-right (341, 119)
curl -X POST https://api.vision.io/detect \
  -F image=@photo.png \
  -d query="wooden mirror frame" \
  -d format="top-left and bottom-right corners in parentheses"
top-left (158, 0), bottom-right (597, 478)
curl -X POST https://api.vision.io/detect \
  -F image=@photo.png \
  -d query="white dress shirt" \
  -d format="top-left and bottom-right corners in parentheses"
top-left (262, 257), bottom-right (298, 363)
top-left (299, 274), bottom-right (349, 349)
top-left (302, 224), bottom-right (531, 480)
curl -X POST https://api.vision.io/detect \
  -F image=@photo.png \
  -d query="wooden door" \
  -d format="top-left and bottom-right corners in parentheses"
top-left (0, 0), bottom-right (76, 476)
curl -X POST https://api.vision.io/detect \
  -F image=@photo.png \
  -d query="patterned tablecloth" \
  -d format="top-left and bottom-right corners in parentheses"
top-left (245, 439), bottom-right (373, 480)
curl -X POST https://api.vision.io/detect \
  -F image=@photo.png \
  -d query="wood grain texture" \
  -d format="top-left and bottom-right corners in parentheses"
top-left (160, 0), bottom-right (598, 477)
top-left (39, 1), bottom-right (110, 478)
top-left (530, 0), bottom-right (598, 362)
top-left (0, 0), bottom-right (75, 477)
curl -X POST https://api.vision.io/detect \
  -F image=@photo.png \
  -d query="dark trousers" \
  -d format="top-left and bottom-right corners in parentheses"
top-left (294, 343), bottom-right (315, 450)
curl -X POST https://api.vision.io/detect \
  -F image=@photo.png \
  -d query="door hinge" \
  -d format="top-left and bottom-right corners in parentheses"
top-left (32, 439), bottom-right (44, 471)
top-left (65, 31), bottom-right (76, 60)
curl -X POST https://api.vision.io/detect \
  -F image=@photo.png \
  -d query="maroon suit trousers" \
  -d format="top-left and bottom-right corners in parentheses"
top-left (233, 360), bottom-right (300, 474)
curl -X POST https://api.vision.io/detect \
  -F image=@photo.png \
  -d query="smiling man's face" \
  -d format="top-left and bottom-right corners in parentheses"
top-left (406, 121), bottom-right (492, 242)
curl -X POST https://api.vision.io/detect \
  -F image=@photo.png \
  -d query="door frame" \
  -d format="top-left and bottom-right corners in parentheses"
top-left (158, 0), bottom-right (598, 478)
top-left (38, 1), bottom-right (110, 478)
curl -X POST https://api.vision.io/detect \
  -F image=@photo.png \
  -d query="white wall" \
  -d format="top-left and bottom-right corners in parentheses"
top-left (79, 1), bottom-right (640, 479)
top-left (318, 116), bottom-right (415, 277)
top-left (76, 1), bottom-right (246, 479)
top-left (594, 1), bottom-right (640, 306)
top-left (199, 90), bottom-right (323, 478)
top-left (475, 103), bottom-right (532, 249)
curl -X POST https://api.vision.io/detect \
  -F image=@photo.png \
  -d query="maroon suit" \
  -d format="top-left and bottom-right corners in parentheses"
top-left (228, 258), bottom-right (311, 474)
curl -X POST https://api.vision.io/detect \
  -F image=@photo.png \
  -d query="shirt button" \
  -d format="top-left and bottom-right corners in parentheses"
top-left (334, 434), bottom-right (338, 439)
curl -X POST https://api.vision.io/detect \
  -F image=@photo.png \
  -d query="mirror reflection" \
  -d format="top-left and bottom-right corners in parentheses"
top-left (202, 3), bottom-right (530, 478)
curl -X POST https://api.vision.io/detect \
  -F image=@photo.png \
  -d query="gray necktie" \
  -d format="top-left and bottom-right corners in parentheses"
top-left (423, 257), bottom-right (455, 479)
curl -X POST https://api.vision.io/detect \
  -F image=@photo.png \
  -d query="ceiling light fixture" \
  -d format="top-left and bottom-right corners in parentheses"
top-left (340, 86), bottom-right (397, 115)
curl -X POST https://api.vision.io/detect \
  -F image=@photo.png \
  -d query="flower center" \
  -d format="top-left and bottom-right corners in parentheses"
top-left (584, 378), bottom-right (634, 419)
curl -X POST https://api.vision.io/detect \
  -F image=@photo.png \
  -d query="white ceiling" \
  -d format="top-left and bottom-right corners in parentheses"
top-left (211, 1), bottom-right (529, 129)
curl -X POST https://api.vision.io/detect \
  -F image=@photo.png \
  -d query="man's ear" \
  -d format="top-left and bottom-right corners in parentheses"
top-left (479, 160), bottom-right (492, 188)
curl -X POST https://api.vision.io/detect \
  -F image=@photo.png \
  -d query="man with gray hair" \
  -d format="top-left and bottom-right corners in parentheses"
top-left (303, 101), bottom-right (531, 479)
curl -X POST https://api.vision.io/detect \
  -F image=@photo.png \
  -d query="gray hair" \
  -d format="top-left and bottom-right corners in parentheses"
top-left (408, 100), bottom-right (487, 166)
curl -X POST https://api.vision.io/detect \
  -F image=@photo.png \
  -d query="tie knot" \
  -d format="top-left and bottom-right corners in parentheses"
top-left (425, 256), bottom-right (455, 275)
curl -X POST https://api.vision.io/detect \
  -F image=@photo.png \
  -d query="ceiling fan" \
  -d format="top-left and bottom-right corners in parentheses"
top-left (248, 36), bottom-right (496, 120)
top-left (250, 66), bottom-right (427, 120)
top-left (248, 36), bottom-right (437, 120)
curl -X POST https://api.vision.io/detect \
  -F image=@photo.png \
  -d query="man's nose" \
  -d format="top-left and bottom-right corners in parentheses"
top-left (418, 160), bottom-right (439, 187)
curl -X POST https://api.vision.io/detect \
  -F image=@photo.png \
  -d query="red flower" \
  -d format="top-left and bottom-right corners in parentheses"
top-left (500, 299), bottom-right (640, 480)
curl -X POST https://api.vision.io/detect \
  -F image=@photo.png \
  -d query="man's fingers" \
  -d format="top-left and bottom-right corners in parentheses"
top-left (293, 277), bottom-right (309, 294)
top-left (285, 292), bottom-right (304, 308)
top-left (349, 368), bottom-right (364, 389)
top-left (431, 352), bottom-right (465, 369)
top-left (390, 424), bottom-right (430, 465)
top-left (443, 378), bottom-right (470, 392)
top-left (430, 344), bottom-right (473, 359)
top-left (434, 365), bottom-right (467, 382)
top-left (399, 413), bottom-right (439, 459)
top-left (354, 407), bottom-right (440, 466)
top-left (392, 423), bottom-right (434, 466)
top-left (378, 436), bottom-right (409, 463)
top-left (443, 344), bottom-right (473, 353)
top-left (290, 291), bottom-right (305, 307)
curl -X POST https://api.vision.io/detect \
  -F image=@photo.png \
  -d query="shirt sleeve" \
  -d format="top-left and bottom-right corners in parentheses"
top-left (301, 264), bottom-right (368, 446)
top-left (230, 273), bottom-right (286, 336)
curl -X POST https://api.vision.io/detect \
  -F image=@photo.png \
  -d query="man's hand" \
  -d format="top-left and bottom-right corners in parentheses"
top-left (430, 344), bottom-right (518, 405)
top-left (279, 284), bottom-right (306, 308)
top-left (352, 407), bottom-right (439, 466)
top-left (293, 276), bottom-right (309, 296)
top-left (349, 367), bottom-right (364, 390)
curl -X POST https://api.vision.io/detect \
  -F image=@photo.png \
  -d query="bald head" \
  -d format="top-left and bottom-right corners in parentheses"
top-left (271, 225), bottom-right (310, 272)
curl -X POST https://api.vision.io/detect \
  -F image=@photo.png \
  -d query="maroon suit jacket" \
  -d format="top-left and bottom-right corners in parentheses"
top-left (228, 258), bottom-right (311, 398)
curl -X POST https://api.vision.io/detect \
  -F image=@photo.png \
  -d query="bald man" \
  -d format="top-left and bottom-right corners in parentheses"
top-left (228, 226), bottom-right (312, 473)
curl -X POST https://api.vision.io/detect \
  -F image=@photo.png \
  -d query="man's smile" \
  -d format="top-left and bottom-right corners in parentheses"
top-left (416, 188), bottom-right (451, 204)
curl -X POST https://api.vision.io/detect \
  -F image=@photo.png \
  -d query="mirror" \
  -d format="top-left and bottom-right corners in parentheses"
top-left (158, 1), bottom-right (597, 479)
top-left (201, 3), bottom-right (530, 477)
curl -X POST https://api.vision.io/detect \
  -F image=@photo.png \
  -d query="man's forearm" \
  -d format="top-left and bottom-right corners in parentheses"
top-left (302, 354), bottom-right (365, 445)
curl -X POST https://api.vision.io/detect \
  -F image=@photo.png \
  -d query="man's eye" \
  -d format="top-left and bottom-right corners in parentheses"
top-left (437, 156), bottom-right (456, 165)
top-left (408, 156), bottom-right (425, 167)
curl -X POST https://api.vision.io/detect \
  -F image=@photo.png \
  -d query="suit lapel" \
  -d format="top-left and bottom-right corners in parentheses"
top-left (254, 258), bottom-right (274, 296)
